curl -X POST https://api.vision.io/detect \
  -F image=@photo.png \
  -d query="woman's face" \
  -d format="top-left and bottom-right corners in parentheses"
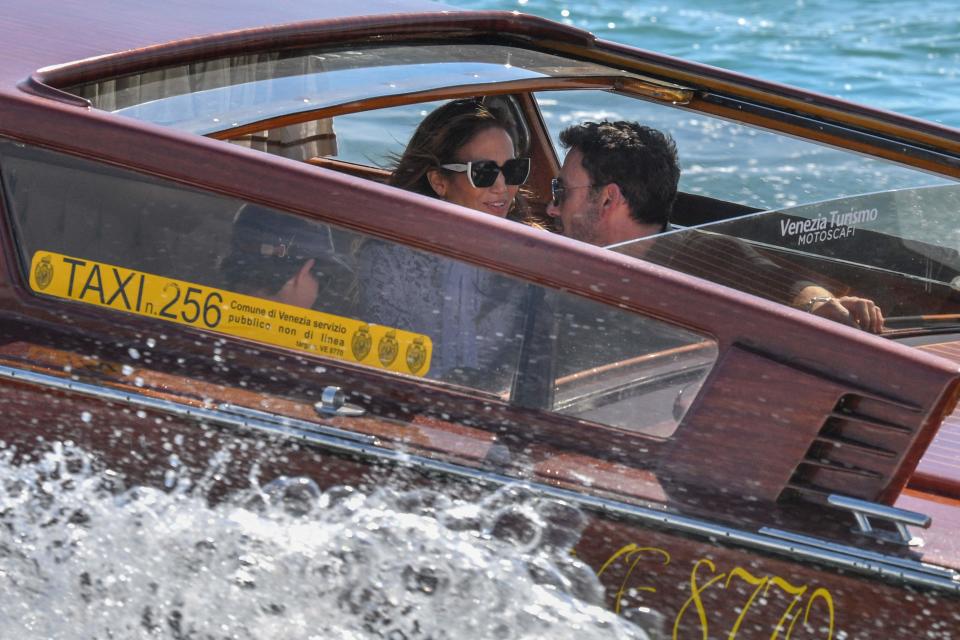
top-left (429, 127), bottom-right (519, 217)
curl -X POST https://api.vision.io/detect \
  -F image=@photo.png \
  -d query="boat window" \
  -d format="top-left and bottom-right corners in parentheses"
top-left (62, 44), bottom-right (648, 136)
top-left (536, 90), bottom-right (952, 213)
top-left (227, 101), bottom-right (443, 168)
top-left (536, 89), bottom-right (959, 331)
top-left (0, 139), bottom-right (717, 437)
top-left (232, 96), bottom-right (526, 172)
top-left (313, 102), bottom-right (439, 168)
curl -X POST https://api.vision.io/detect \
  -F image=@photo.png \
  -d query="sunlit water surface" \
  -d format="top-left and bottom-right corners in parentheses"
top-left (0, 442), bottom-right (652, 639)
top-left (442, 0), bottom-right (960, 127)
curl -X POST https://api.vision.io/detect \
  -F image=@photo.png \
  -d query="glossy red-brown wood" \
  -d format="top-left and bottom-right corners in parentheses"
top-left (578, 514), bottom-right (960, 639)
top-left (0, 1), bottom-right (465, 85)
top-left (516, 89), bottom-right (560, 226)
top-left (666, 347), bottom-right (862, 502)
top-left (17, 12), bottom-right (592, 93)
top-left (4, 364), bottom-right (959, 638)
top-left (911, 340), bottom-right (960, 499)
top-left (897, 489), bottom-right (960, 570)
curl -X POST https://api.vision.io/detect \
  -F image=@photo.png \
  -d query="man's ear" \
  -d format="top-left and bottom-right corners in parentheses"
top-left (597, 182), bottom-right (623, 216)
top-left (426, 169), bottom-right (447, 198)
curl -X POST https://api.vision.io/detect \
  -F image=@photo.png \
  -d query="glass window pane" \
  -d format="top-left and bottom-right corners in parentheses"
top-left (536, 90), bottom-right (951, 211)
top-left (307, 100), bottom-right (447, 168)
top-left (1, 139), bottom-right (716, 435)
top-left (549, 293), bottom-right (717, 437)
top-left (613, 185), bottom-right (960, 326)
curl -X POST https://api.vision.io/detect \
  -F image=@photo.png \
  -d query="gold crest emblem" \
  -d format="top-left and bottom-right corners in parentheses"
top-left (405, 336), bottom-right (427, 374)
top-left (377, 329), bottom-right (399, 367)
top-left (351, 324), bottom-right (372, 361)
top-left (34, 255), bottom-right (53, 290)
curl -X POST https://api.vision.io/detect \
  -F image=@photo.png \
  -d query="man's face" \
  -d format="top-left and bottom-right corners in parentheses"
top-left (546, 149), bottom-right (602, 245)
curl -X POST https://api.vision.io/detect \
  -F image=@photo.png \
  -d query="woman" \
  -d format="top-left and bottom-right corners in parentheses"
top-left (388, 97), bottom-right (532, 222)
top-left (359, 99), bottom-right (535, 388)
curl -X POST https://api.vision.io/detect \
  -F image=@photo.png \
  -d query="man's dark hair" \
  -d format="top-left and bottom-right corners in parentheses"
top-left (559, 121), bottom-right (679, 229)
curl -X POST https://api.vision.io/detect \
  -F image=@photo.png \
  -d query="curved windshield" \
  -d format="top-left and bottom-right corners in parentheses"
top-left (611, 184), bottom-right (960, 331)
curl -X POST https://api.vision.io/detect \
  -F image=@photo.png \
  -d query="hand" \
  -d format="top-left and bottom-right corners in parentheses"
top-left (811, 296), bottom-right (884, 333)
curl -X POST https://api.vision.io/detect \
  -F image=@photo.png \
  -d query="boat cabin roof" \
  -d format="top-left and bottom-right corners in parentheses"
top-left (0, 0), bottom-right (456, 87)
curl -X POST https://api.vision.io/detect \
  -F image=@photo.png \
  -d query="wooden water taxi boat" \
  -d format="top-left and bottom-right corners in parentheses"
top-left (1, 1), bottom-right (959, 636)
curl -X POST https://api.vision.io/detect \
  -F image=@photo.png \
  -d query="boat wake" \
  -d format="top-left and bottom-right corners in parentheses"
top-left (0, 442), bottom-right (651, 639)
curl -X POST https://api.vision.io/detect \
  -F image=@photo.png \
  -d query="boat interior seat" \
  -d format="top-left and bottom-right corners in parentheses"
top-left (229, 119), bottom-right (338, 162)
top-left (671, 192), bottom-right (760, 227)
top-left (307, 156), bottom-right (391, 182)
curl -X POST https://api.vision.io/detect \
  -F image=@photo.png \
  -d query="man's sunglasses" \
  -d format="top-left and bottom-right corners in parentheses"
top-left (440, 157), bottom-right (530, 188)
top-left (550, 177), bottom-right (594, 207)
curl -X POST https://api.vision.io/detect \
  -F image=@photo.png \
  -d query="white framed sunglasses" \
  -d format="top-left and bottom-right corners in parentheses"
top-left (440, 157), bottom-right (530, 188)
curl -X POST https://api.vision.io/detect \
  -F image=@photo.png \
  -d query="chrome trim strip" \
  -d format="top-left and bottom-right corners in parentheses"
top-left (828, 494), bottom-right (931, 527)
top-left (828, 493), bottom-right (930, 546)
top-left (0, 364), bottom-right (376, 447)
top-left (3, 363), bottom-right (959, 594)
top-left (216, 402), bottom-right (375, 444)
top-left (760, 527), bottom-right (958, 581)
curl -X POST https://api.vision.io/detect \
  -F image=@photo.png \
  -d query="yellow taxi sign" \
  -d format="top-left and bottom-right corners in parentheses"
top-left (29, 251), bottom-right (432, 376)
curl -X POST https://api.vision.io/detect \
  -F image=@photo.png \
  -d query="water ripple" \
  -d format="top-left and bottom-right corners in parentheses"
top-left (449, 0), bottom-right (960, 126)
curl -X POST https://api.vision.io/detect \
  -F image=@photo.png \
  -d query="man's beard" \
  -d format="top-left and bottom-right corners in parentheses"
top-left (566, 200), bottom-right (602, 246)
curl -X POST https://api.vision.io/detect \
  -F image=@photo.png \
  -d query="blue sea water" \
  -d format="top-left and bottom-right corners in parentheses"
top-left (442, 0), bottom-right (960, 128)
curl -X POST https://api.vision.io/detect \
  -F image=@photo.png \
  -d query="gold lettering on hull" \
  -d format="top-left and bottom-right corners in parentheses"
top-left (600, 543), bottom-right (836, 640)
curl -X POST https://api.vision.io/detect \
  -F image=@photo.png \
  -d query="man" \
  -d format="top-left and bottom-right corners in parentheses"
top-left (220, 203), bottom-right (355, 312)
top-left (546, 120), bottom-right (884, 333)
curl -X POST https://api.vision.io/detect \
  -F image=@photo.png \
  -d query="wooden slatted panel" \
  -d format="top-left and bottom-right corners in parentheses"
top-left (912, 340), bottom-right (960, 498)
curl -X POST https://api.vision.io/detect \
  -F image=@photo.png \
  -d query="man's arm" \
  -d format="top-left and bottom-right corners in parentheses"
top-left (792, 285), bottom-right (885, 334)
top-left (639, 231), bottom-right (885, 333)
